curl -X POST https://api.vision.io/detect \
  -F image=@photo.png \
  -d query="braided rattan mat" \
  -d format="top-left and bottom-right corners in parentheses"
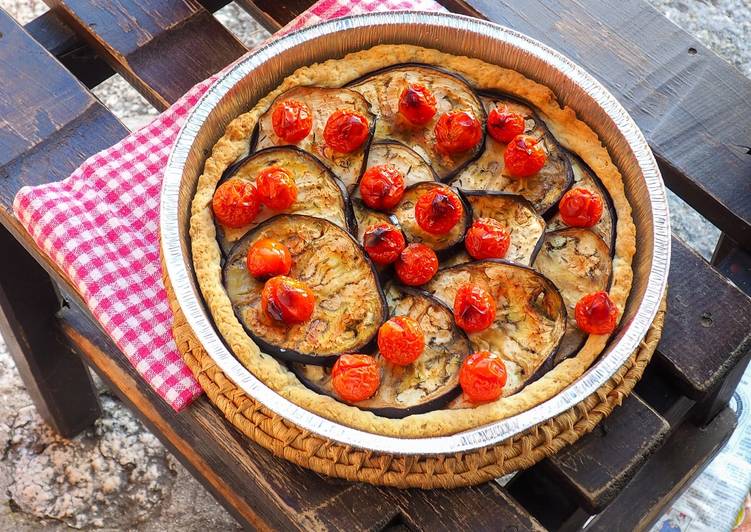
top-left (166, 273), bottom-right (666, 489)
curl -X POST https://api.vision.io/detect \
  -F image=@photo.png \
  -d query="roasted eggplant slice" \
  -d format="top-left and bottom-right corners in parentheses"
top-left (351, 198), bottom-right (399, 243)
top-left (223, 214), bottom-right (387, 364)
top-left (363, 140), bottom-right (438, 187)
top-left (390, 182), bottom-right (472, 256)
top-left (215, 147), bottom-right (354, 254)
top-left (533, 228), bottom-right (612, 363)
top-left (449, 94), bottom-right (573, 215)
top-left (425, 260), bottom-right (566, 390)
top-left (547, 155), bottom-right (617, 251)
top-left (452, 191), bottom-right (546, 266)
top-left (349, 65), bottom-right (485, 180)
top-left (291, 284), bottom-right (469, 417)
top-left (254, 86), bottom-right (376, 192)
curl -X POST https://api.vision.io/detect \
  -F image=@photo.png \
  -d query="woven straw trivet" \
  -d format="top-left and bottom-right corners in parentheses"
top-left (165, 270), bottom-right (666, 489)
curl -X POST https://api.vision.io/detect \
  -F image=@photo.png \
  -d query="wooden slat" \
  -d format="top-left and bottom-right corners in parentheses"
top-left (438, 0), bottom-right (751, 249)
top-left (583, 407), bottom-right (736, 531)
top-left (43, 0), bottom-right (247, 109)
top-left (712, 234), bottom-right (751, 296)
top-left (537, 394), bottom-right (669, 513)
top-left (654, 237), bottom-right (751, 398)
top-left (234, 0), bottom-right (315, 32)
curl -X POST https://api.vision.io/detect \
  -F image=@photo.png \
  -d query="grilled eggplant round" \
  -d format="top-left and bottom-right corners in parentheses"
top-left (223, 214), bottom-right (387, 364)
top-left (425, 260), bottom-right (566, 390)
top-left (215, 147), bottom-right (355, 255)
top-left (254, 86), bottom-right (376, 193)
top-left (363, 140), bottom-right (438, 186)
top-left (389, 182), bottom-right (472, 256)
top-left (547, 154), bottom-right (617, 252)
top-left (291, 284), bottom-right (469, 417)
top-left (533, 228), bottom-right (612, 363)
top-left (449, 93), bottom-right (573, 215)
top-left (348, 64), bottom-right (485, 180)
top-left (447, 191), bottom-right (546, 267)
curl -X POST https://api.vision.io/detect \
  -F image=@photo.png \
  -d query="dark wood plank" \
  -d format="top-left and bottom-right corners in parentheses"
top-left (537, 394), bottom-right (669, 513)
top-left (0, 225), bottom-right (101, 437)
top-left (235, 0), bottom-right (315, 32)
top-left (655, 237), bottom-right (751, 399)
top-left (583, 407), bottom-right (736, 531)
top-left (441, 0), bottom-right (751, 248)
top-left (712, 234), bottom-right (751, 296)
top-left (43, 0), bottom-right (247, 109)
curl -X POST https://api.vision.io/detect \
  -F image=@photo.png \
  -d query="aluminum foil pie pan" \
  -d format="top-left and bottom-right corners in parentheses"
top-left (160, 12), bottom-right (671, 455)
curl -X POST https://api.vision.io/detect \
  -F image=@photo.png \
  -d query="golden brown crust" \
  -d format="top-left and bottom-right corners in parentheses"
top-left (189, 45), bottom-right (636, 437)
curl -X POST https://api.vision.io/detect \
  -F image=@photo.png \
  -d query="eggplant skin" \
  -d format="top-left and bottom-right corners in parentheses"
top-left (290, 284), bottom-right (469, 418)
top-left (389, 182), bottom-right (472, 257)
top-left (348, 64), bottom-right (486, 180)
top-left (425, 259), bottom-right (566, 390)
top-left (460, 190), bottom-right (546, 266)
top-left (222, 214), bottom-right (387, 365)
top-left (214, 146), bottom-right (356, 255)
top-left (254, 86), bottom-right (376, 193)
top-left (533, 227), bottom-right (612, 364)
top-left (449, 93), bottom-right (573, 216)
top-left (546, 153), bottom-right (617, 254)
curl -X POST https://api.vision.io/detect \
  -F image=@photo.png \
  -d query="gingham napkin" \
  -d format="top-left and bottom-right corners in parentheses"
top-left (12, 0), bottom-right (446, 411)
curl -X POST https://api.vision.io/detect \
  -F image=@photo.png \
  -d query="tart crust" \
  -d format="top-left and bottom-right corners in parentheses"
top-left (189, 45), bottom-right (636, 437)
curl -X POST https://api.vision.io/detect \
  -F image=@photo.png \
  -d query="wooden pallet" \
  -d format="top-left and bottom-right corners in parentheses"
top-left (0, 1), bottom-right (749, 529)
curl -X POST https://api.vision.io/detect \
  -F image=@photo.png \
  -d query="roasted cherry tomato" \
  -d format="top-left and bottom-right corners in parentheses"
top-left (575, 291), bottom-right (619, 335)
top-left (464, 218), bottom-right (511, 260)
top-left (434, 111), bottom-right (483, 155)
top-left (323, 110), bottom-right (370, 153)
top-left (261, 276), bottom-right (315, 325)
top-left (459, 351), bottom-right (507, 402)
top-left (414, 187), bottom-right (464, 235)
top-left (212, 179), bottom-right (260, 228)
top-left (504, 134), bottom-right (547, 178)
top-left (453, 284), bottom-right (496, 333)
top-left (398, 84), bottom-right (437, 125)
top-left (359, 164), bottom-right (406, 210)
top-left (246, 238), bottom-right (292, 279)
top-left (487, 104), bottom-right (525, 143)
top-left (394, 243), bottom-right (439, 286)
top-left (377, 316), bottom-right (425, 366)
top-left (363, 222), bottom-right (406, 265)
top-left (331, 354), bottom-right (381, 402)
top-left (558, 187), bottom-right (604, 228)
top-left (256, 166), bottom-right (297, 211)
top-left (271, 99), bottom-right (312, 143)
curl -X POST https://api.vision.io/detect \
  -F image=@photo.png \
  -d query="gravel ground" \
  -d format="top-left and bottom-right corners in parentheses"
top-left (0, 0), bottom-right (747, 529)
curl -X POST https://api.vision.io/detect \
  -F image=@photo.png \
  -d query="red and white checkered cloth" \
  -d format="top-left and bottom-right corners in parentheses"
top-left (12, 0), bottom-right (446, 411)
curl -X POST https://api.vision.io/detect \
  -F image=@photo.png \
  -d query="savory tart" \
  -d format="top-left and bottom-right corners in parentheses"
top-left (190, 45), bottom-right (636, 438)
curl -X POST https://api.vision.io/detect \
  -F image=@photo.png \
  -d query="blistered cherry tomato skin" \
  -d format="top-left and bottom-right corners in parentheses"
top-left (453, 284), bottom-right (496, 333)
top-left (212, 180), bottom-right (260, 228)
top-left (414, 188), bottom-right (464, 235)
top-left (261, 276), bottom-right (315, 325)
top-left (459, 351), bottom-right (507, 403)
top-left (323, 110), bottom-right (370, 153)
top-left (434, 111), bottom-right (483, 155)
top-left (363, 223), bottom-right (406, 265)
top-left (487, 105), bottom-right (525, 143)
top-left (331, 354), bottom-right (381, 402)
top-left (398, 84), bottom-right (437, 125)
top-left (359, 164), bottom-right (406, 210)
top-left (464, 218), bottom-right (511, 260)
top-left (378, 316), bottom-right (425, 366)
top-left (255, 166), bottom-right (297, 211)
top-left (504, 134), bottom-right (548, 178)
top-left (575, 291), bottom-right (619, 335)
top-left (559, 188), bottom-right (604, 228)
top-left (394, 244), bottom-right (439, 286)
top-left (246, 239), bottom-right (292, 279)
top-left (271, 100), bottom-right (312, 143)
